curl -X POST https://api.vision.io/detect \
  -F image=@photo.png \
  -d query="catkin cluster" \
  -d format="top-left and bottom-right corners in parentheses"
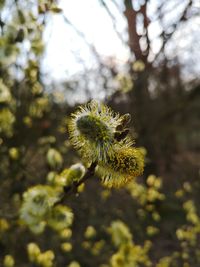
top-left (68, 100), bottom-right (144, 187)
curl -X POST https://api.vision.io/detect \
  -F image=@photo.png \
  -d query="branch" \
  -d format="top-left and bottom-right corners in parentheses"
top-left (140, 2), bottom-right (151, 60)
top-left (154, 0), bottom-right (193, 61)
top-left (98, 0), bottom-right (125, 43)
top-left (62, 14), bottom-right (101, 63)
top-left (56, 162), bottom-right (97, 204)
top-left (124, 4), bottom-right (144, 60)
top-left (64, 161), bottom-right (97, 194)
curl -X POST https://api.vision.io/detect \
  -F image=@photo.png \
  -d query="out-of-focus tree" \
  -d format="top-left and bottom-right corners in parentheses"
top-left (58, 0), bottom-right (200, 177)
top-left (100, 0), bottom-right (200, 177)
top-left (1, 0), bottom-right (200, 267)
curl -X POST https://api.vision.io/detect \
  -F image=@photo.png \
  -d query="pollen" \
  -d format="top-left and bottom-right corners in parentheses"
top-left (98, 147), bottom-right (144, 188)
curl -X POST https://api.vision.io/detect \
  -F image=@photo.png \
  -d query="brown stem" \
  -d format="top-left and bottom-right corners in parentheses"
top-left (55, 162), bottom-right (97, 205)
top-left (64, 161), bottom-right (97, 193)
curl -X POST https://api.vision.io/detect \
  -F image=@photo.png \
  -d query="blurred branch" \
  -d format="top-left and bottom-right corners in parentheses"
top-left (62, 14), bottom-right (101, 63)
top-left (123, 0), bottom-right (193, 62)
top-left (112, 0), bottom-right (122, 12)
top-left (98, 0), bottom-right (125, 43)
top-left (124, 0), bottom-right (151, 62)
top-left (124, 6), bottom-right (143, 60)
top-left (157, 0), bottom-right (184, 20)
top-left (62, 13), bottom-right (119, 95)
top-left (140, 2), bottom-right (151, 60)
top-left (124, 0), bottom-right (133, 9)
top-left (0, 17), bottom-right (5, 35)
top-left (155, 0), bottom-right (193, 60)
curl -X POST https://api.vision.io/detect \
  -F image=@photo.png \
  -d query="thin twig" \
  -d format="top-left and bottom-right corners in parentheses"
top-left (64, 161), bottom-right (97, 194)
top-left (56, 162), bottom-right (97, 205)
top-left (62, 14), bottom-right (101, 63)
top-left (98, 0), bottom-right (125, 43)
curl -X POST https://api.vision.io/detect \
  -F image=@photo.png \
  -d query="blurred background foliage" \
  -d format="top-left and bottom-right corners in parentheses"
top-left (0, 0), bottom-right (200, 266)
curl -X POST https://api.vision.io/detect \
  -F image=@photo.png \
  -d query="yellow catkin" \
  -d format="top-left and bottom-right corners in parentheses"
top-left (98, 147), bottom-right (144, 188)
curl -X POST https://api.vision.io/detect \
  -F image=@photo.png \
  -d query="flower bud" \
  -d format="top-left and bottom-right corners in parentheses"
top-left (3, 255), bottom-right (15, 267)
top-left (47, 148), bottom-right (63, 169)
top-left (27, 243), bottom-right (41, 262)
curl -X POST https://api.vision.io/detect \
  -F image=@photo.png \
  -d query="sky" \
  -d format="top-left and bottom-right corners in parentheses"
top-left (43, 0), bottom-right (129, 80)
top-left (42, 0), bottom-right (200, 84)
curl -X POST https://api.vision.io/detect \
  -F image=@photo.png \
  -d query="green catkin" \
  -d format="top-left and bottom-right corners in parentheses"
top-left (68, 100), bottom-right (132, 163)
top-left (76, 115), bottom-right (112, 142)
